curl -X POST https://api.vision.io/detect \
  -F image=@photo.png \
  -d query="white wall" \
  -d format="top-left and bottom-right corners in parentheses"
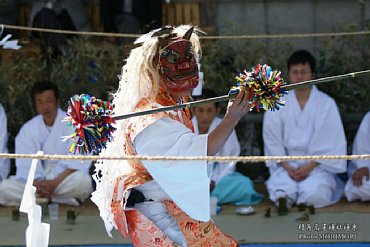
top-left (208, 0), bottom-right (370, 52)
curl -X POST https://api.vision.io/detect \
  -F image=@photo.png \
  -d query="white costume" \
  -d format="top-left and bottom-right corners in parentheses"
top-left (263, 86), bottom-right (347, 208)
top-left (0, 109), bottom-right (93, 206)
top-left (192, 116), bottom-right (240, 184)
top-left (0, 103), bottom-right (10, 181)
top-left (345, 111), bottom-right (370, 201)
top-left (133, 117), bottom-right (210, 246)
top-left (134, 117), bottom-right (210, 221)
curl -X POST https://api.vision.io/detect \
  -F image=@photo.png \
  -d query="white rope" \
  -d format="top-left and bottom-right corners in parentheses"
top-left (3, 24), bottom-right (370, 40)
top-left (0, 153), bottom-right (369, 163)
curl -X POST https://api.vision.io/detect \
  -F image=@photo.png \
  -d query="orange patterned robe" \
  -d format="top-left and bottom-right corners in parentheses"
top-left (111, 90), bottom-right (239, 246)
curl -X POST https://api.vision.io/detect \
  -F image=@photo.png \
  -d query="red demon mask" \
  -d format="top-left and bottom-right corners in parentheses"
top-left (154, 27), bottom-right (199, 94)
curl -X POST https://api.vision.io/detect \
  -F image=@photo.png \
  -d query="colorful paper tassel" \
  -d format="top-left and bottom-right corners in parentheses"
top-left (230, 64), bottom-right (288, 111)
top-left (64, 94), bottom-right (116, 154)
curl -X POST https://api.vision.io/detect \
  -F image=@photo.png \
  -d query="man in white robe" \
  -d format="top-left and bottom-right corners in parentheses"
top-left (263, 50), bottom-right (347, 208)
top-left (345, 111), bottom-right (370, 201)
top-left (0, 81), bottom-right (93, 206)
top-left (0, 103), bottom-right (10, 181)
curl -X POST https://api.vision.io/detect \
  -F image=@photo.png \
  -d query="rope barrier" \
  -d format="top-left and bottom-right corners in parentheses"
top-left (3, 24), bottom-right (370, 40)
top-left (0, 153), bottom-right (369, 163)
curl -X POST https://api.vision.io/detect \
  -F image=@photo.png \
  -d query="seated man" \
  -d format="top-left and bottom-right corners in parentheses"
top-left (192, 88), bottom-right (263, 205)
top-left (0, 80), bottom-right (93, 206)
top-left (345, 111), bottom-right (370, 201)
top-left (263, 50), bottom-right (347, 209)
top-left (0, 103), bottom-right (10, 182)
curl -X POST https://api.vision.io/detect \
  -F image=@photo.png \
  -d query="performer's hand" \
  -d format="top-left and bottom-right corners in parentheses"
top-left (225, 87), bottom-right (252, 123)
top-left (208, 88), bottom-right (252, 156)
top-left (352, 167), bottom-right (369, 187)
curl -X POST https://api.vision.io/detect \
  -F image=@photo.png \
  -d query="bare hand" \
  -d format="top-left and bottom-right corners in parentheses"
top-left (207, 88), bottom-right (252, 156)
top-left (280, 162), bottom-right (297, 180)
top-left (291, 162), bottom-right (318, 182)
top-left (352, 167), bottom-right (369, 187)
top-left (291, 166), bottom-right (309, 182)
top-left (34, 179), bottom-right (59, 198)
top-left (225, 87), bottom-right (252, 123)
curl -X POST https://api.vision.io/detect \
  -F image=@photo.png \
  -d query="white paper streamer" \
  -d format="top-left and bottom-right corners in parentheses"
top-left (19, 151), bottom-right (50, 247)
top-left (0, 25), bottom-right (22, 50)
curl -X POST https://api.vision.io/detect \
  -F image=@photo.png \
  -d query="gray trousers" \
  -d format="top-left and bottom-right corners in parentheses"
top-left (133, 201), bottom-right (187, 247)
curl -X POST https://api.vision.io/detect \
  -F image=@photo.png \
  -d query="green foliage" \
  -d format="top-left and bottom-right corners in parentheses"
top-left (0, 38), bottom-right (123, 150)
top-left (46, 38), bottom-right (124, 106)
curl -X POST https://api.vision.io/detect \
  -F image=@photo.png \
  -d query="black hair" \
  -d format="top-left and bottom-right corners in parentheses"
top-left (31, 80), bottom-right (59, 103)
top-left (193, 88), bottom-right (220, 108)
top-left (287, 50), bottom-right (316, 73)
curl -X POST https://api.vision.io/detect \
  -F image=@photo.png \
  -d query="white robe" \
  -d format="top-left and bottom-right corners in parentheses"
top-left (0, 109), bottom-right (93, 206)
top-left (345, 111), bottom-right (370, 201)
top-left (134, 117), bottom-right (211, 222)
top-left (263, 86), bottom-right (347, 208)
top-left (192, 116), bottom-right (240, 184)
top-left (0, 103), bottom-right (10, 181)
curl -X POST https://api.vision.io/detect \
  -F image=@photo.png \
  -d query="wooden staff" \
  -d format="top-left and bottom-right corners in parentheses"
top-left (113, 69), bottom-right (370, 121)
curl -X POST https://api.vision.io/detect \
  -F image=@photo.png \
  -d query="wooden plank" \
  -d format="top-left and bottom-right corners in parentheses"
top-left (190, 3), bottom-right (200, 26)
top-left (183, 3), bottom-right (192, 24)
top-left (18, 6), bottom-right (32, 36)
top-left (166, 3), bottom-right (176, 25)
top-left (162, 4), bottom-right (168, 25)
top-left (175, 3), bottom-right (184, 25)
top-left (162, 3), bottom-right (201, 26)
top-left (85, 4), bottom-right (102, 32)
top-left (91, 5), bottom-right (102, 31)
